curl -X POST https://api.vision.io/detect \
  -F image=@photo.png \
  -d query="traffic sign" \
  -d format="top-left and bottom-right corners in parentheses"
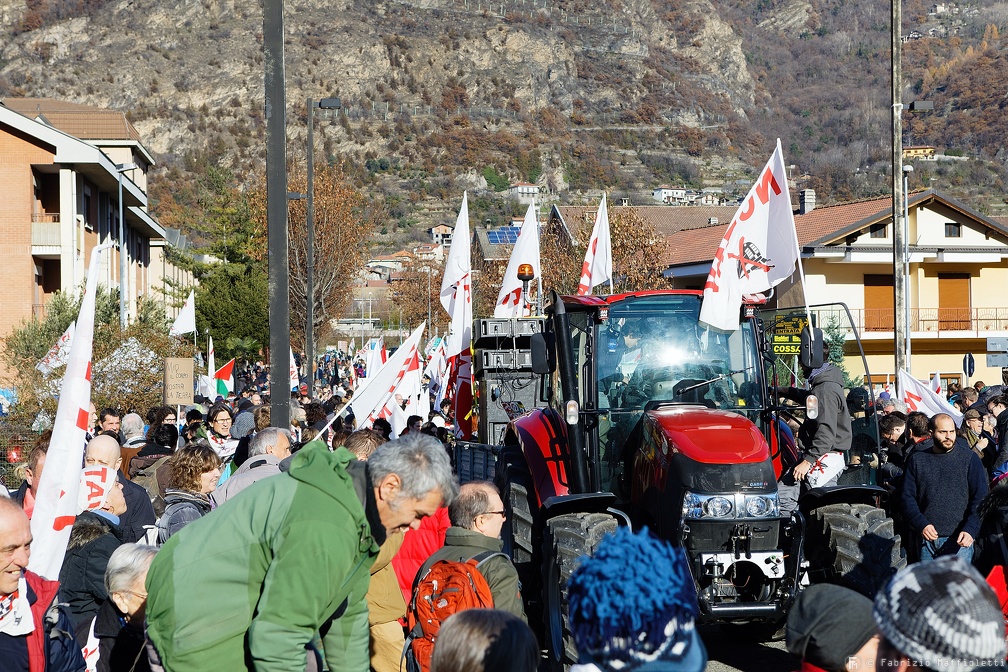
top-left (987, 354), bottom-right (1008, 368)
top-left (964, 353), bottom-right (975, 377)
top-left (987, 337), bottom-right (1008, 352)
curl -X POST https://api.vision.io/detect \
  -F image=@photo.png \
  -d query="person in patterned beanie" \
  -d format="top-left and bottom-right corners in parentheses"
top-left (874, 555), bottom-right (1007, 671)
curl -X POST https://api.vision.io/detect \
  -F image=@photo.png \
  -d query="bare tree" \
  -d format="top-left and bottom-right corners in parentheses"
top-left (252, 162), bottom-right (379, 347)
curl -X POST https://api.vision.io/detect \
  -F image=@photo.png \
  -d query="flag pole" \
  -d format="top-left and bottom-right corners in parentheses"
top-left (778, 138), bottom-right (815, 341)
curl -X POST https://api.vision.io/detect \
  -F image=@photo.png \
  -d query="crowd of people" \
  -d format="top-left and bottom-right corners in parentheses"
top-left (2, 338), bottom-right (1008, 672)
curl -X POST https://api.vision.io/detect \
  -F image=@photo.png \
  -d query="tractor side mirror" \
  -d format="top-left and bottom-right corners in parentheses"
top-left (799, 327), bottom-right (824, 370)
top-left (530, 333), bottom-right (555, 374)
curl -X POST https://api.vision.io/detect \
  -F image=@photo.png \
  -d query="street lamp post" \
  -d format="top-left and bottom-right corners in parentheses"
top-left (116, 162), bottom-right (137, 331)
top-left (903, 164), bottom-right (914, 370)
top-left (305, 97), bottom-right (341, 400)
top-left (891, 0), bottom-right (907, 380)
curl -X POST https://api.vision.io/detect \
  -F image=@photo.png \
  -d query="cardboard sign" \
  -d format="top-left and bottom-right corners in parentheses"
top-left (164, 358), bottom-right (194, 405)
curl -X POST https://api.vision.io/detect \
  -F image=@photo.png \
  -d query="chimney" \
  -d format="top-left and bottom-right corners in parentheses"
top-left (620, 197), bottom-right (630, 206)
top-left (708, 217), bottom-right (719, 226)
top-left (799, 189), bottom-right (816, 214)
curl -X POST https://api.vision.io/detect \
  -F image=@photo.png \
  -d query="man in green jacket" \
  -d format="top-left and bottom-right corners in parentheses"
top-left (415, 481), bottom-right (526, 621)
top-left (145, 432), bottom-right (458, 672)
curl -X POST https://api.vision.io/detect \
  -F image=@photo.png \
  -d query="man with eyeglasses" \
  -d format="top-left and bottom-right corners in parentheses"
top-left (413, 481), bottom-right (525, 621)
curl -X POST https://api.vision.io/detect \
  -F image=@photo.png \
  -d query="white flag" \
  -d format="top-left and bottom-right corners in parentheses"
top-left (199, 335), bottom-right (216, 398)
top-left (439, 193), bottom-right (474, 438)
top-left (169, 289), bottom-right (196, 336)
top-left (350, 323), bottom-right (426, 428)
top-left (290, 347), bottom-right (300, 391)
top-left (577, 194), bottom-right (613, 295)
top-left (494, 203), bottom-right (541, 318)
top-left (930, 372), bottom-right (943, 396)
top-left (700, 139), bottom-right (799, 331)
top-left (36, 321), bottom-right (76, 376)
top-left (899, 369), bottom-right (964, 427)
top-left (29, 243), bottom-right (111, 580)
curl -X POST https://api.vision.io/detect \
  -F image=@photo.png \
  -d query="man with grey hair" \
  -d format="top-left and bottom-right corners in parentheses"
top-left (146, 432), bottom-right (458, 672)
top-left (211, 428), bottom-right (292, 506)
top-left (120, 413), bottom-right (146, 448)
top-left (413, 481), bottom-right (525, 620)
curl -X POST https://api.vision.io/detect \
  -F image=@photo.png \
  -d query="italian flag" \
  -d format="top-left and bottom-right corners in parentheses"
top-left (215, 358), bottom-right (235, 396)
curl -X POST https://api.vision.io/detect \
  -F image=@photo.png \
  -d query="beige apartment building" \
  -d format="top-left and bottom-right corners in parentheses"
top-left (656, 189), bottom-right (1008, 388)
top-left (0, 98), bottom-right (192, 375)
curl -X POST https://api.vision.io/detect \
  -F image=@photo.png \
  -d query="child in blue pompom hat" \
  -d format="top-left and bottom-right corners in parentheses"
top-left (566, 527), bottom-right (707, 672)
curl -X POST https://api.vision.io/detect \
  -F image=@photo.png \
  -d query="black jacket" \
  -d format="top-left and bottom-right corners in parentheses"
top-left (75, 599), bottom-right (151, 672)
top-left (58, 511), bottom-right (123, 628)
top-left (974, 483), bottom-right (1008, 577)
top-left (995, 408), bottom-right (1008, 469)
top-left (118, 473), bottom-right (155, 544)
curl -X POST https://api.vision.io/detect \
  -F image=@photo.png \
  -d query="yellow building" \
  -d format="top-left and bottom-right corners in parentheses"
top-left (658, 189), bottom-right (1008, 388)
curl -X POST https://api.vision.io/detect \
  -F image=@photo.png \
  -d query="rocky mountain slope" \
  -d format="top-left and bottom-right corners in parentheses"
top-left (2, 0), bottom-right (1006, 233)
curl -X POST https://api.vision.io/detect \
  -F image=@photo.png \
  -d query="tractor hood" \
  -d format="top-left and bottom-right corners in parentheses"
top-left (644, 406), bottom-right (770, 465)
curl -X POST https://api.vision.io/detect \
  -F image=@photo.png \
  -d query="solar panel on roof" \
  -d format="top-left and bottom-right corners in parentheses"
top-left (487, 227), bottom-right (521, 245)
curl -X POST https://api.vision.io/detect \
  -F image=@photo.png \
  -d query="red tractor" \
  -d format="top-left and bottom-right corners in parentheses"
top-left (493, 290), bottom-right (904, 670)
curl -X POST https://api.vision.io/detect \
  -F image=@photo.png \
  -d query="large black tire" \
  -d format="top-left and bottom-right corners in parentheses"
top-left (495, 444), bottom-right (539, 621)
top-left (806, 502), bottom-right (907, 597)
top-left (542, 512), bottom-right (620, 671)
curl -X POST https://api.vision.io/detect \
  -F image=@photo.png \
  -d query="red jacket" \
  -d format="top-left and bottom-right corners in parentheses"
top-left (392, 507), bottom-right (450, 603)
top-left (26, 570), bottom-right (61, 672)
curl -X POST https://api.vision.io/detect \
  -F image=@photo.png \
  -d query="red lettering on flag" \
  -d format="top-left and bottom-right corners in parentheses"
top-left (76, 407), bottom-right (90, 431)
top-left (85, 361), bottom-right (92, 382)
top-left (52, 515), bottom-right (76, 531)
top-left (704, 219), bottom-right (737, 293)
top-left (905, 391), bottom-right (922, 411)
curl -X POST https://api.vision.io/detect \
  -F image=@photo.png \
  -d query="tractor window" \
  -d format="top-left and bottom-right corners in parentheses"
top-left (596, 296), bottom-right (764, 420)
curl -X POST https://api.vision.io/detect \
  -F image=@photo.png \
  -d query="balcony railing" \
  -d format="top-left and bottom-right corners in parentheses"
top-left (806, 306), bottom-right (1008, 338)
top-left (31, 218), bottom-right (61, 247)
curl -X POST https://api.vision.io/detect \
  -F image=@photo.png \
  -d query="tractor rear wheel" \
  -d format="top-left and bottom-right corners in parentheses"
top-left (542, 512), bottom-right (619, 671)
top-left (495, 444), bottom-right (540, 623)
top-left (806, 502), bottom-right (906, 597)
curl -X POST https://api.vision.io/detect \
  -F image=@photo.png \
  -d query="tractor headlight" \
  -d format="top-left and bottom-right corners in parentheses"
top-left (682, 491), bottom-right (779, 520)
top-left (743, 493), bottom-right (779, 518)
top-left (703, 496), bottom-right (733, 518)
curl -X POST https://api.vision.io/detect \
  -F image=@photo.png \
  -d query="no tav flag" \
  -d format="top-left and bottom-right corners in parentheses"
top-left (169, 289), bottom-right (196, 336)
top-left (700, 139), bottom-right (799, 331)
top-left (898, 369), bottom-right (964, 427)
top-left (577, 193), bottom-right (613, 296)
top-left (29, 243), bottom-right (111, 580)
top-left (494, 202), bottom-right (541, 318)
top-left (439, 192), bottom-right (474, 438)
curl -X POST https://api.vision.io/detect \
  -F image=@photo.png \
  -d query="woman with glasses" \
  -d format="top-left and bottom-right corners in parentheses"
top-left (204, 403), bottom-right (238, 460)
top-left (77, 544), bottom-right (158, 672)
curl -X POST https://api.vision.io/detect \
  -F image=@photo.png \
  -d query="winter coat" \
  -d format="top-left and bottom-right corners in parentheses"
top-left (0, 570), bottom-right (87, 672)
top-left (367, 531), bottom-right (406, 626)
top-left (210, 453), bottom-right (281, 507)
top-left (392, 507), bottom-right (450, 604)
top-left (784, 364), bottom-right (853, 463)
top-left (118, 473), bottom-right (156, 544)
top-left (156, 490), bottom-right (212, 544)
top-left (144, 444), bottom-right (384, 672)
top-left (75, 599), bottom-right (150, 672)
top-left (974, 482), bottom-right (1008, 577)
top-left (58, 511), bottom-right (122, 628)
top-left (415, 527), bottom-right (526, 622)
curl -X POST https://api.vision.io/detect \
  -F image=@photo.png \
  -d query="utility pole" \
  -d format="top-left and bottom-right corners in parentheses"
top-left (891, 0), bottom-right (908, 380)
top-left (265, 0), bottom-right (290, 428)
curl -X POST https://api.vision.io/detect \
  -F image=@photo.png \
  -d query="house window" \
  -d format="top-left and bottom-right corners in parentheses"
top-left (945, 222), bottom-right (962, 237)
top-left (869, 222), bottom-right (889, 239)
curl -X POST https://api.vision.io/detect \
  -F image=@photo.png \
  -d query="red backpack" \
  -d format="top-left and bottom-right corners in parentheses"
top-left (403, 550), bottom-right (505, 672)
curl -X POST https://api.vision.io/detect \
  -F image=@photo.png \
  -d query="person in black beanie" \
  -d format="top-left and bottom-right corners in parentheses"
top-left (786, 584), bottom-right (879, 672)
